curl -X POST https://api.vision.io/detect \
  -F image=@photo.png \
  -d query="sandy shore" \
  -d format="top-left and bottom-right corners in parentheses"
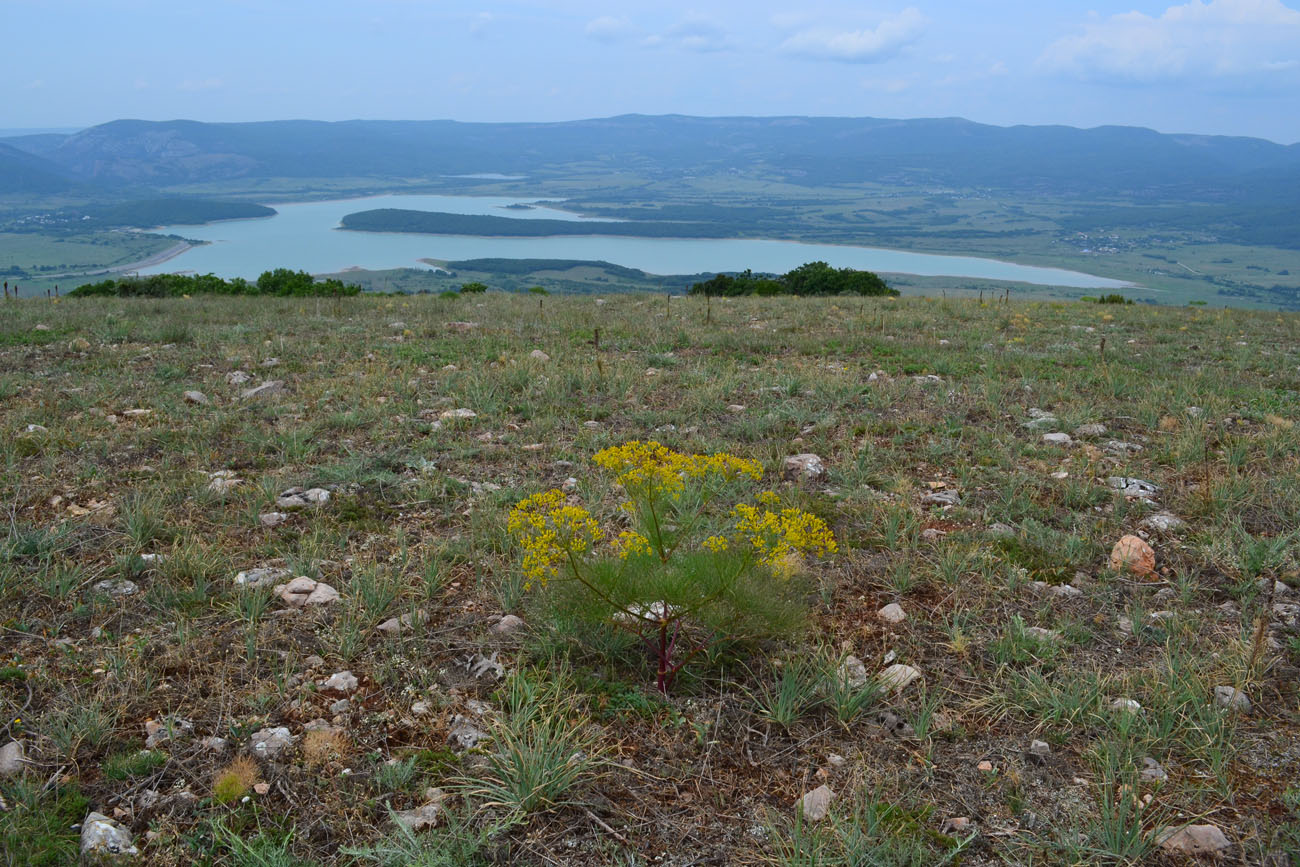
top-left (42, 241), bottom-right (194, 280)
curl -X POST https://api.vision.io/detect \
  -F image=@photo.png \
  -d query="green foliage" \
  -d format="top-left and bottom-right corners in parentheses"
top-left (527, 285), bottom-right (548, 295)
top-left (511, 444), bottom-right (832, 692)
top-left (767, 791), bottom-right (974, 866)
top-left (689, 262), bottom-right (897, 297)
top-left (344, 808), bottom-right (496, 866)
top-left (212, 824), bottom-right (310, 867)
top-left (70, 268), bottom-right (360, 298)
top-left (456, 667), bottom-right (601, 818)
top-left (77, 199), bottom-right (275, 229)
top-left (458, 281), bottom-right (488, 294)
top-left (0, 781), bottom-right (90, 866)
top-left (1095, 293), bottom-right (1134, 305)
top-left (749, 657), bottom-right (821, 729)
top-left (102, 749), bottom-right (167, 780)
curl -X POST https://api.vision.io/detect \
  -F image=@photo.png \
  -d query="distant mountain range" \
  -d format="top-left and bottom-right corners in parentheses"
top-left (3, 115), bottom-right (1299, 204)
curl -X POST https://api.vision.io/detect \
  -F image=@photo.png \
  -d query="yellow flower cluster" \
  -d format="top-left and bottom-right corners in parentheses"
top-left (592, 441), bottom-right (763, 499)
top-left (507, 490), bottom-right (602, 588)
top-left (732, 503), bottom-right (837, 576)
top-left (613, 530), bottom-right (652, 559)
top-left (702, 535), bottom-right (729, 553)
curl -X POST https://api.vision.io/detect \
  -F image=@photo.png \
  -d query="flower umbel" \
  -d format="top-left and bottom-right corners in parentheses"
top-left (732, 504), bottom-right (837, 577)
top-left (508, 490), bottom-right (601, 588)
top-left (593, 441), bottom-right (762, 500)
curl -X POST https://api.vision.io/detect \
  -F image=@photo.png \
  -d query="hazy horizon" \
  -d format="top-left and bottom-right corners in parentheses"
top-left (8, 0), bottom-right (1300, 145)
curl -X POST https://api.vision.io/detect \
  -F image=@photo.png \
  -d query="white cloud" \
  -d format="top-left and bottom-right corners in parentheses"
top-left (1041, 0), bottom-right (1300, 83)
top-left (584, 15), bottom-right (632, 42)
top-left (780, 7), bottom-right (927, 63)
top-left (643, 14), bottom-right (730, 53)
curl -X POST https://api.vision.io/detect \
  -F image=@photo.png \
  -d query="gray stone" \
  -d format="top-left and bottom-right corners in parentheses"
top-left (206, 471), bottom-right (242, 494)
top-left (878, 663), bottom-right (922, 693)
top-left (877, 603), bottom-right (906, 624)
top-left (0, 740), bottom-right (28, 777)
top-left (783, 453), bottom-right (826, 482)
top-left (837, 655), bottom-right (869, 689)
top-left (394, 800), bottom-right (444, 832)
top-left (234, 566), bottom-right (291, 588)
top-left (92, 579), bottom-right (138, 598)
top-left (1024, 626), bottom-right (1060, 642)
top-left (144, 717), bottom-right (193, 749)
top-left (491, 614), bottom-right (526, 635)
top-left (276, 487), bottom-right (330, 510)
top-left (200, 736), bottom-right (229, 755)
top-left (1140, 512), bottom-right (1186, 533)
top-left (248, 726), bottom-right (295, 760)
top-left (797, 784), bottom-right (834, 822)
top-left (274, 576), bottom-right (339, 607)
top-left (1157, 824), bottom-right (1232, 859)
top-left (1107, 476), bottom-right (1160, 498)
top-left (376, 611), bottom-right (426, 636)
top-left (528, 349), bottom-right (550, 362)
top-left (1028, 740), bottom-right (1051, 761)
top-left (439, 408), bottom-right (477, 421)
top-left (240, 380), bottom-right (287, 401)
top-left (1041, 432), bottom-right (1073, 446)
top-left (1073, 423), bottom-right (1108, 437)
top-left (921, 489), bottom-right (959, 507)
top-left (226, 370), bottom-right (252, 385)
top-left (1111, 697), bottom-right (1142, 713)
top-left (1022, 416), bottom-right (1060, 431)
top-left (183, 390), bottom-right (210, 406)
top-left (80, 812), bottom-right (138, 863)
top-left (259, 357), bottom-right (280, 368)
top-left (320, 670), bottom-right (359, 694)
top-left (447, 716), bottom-right (487, 751)
top-left (1212, 685), bottom-right (1251, 713)
top-left (1140, 757), bottom-right (1168, 782)
top-left (987, 522), bottom-right (1016, 538)
top-left (1049, 584), bottom-right (1084, 601)
top-left (1104, 440), bottom-right (1144, 456)
top-left (259, 512), bottom-right (290, 528)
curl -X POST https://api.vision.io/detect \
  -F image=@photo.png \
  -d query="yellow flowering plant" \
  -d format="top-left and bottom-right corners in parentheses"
top-left (508, 441), bottom-right (836, 693)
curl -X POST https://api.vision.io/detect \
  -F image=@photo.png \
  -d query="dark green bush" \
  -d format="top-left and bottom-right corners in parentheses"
top-left (70, 270), bottom-right (360, 298)
top-left (689, 262), bottom-right (897, 297)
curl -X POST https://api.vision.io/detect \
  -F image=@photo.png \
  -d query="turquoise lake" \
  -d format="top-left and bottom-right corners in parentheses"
top-left (141, 194), bottom-right (1129, 289)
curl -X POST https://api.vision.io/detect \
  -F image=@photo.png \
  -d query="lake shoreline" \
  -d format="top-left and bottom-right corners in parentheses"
top-left (140, 193), bottom-right (1132, 290)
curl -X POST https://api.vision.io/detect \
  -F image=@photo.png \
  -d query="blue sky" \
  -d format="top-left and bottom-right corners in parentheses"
top-left (8, 0), bottom-right (1300, 142)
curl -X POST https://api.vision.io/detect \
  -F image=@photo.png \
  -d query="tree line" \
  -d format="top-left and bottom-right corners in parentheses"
top-left (69, 269), bottom-right (361, 298)
top-left (687, 262), bottom-right (897, 297)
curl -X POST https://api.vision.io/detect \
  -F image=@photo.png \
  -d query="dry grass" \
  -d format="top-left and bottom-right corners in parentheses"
top-left (1, 291), bottom-right (1298, 865)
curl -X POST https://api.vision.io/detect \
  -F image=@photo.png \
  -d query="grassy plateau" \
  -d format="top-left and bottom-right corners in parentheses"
top-left (2, 291), bottom-right (1299, 865)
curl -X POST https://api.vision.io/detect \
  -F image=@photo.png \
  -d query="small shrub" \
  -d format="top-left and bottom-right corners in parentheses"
top-left (459, 282), bottom-right (488, 294)
top-left (457, 667), bottom-right (601, 818)
top-left (509, 441), bottom-right (835, 692)
top-left (301, 729), bottom-right (348, 769)
top-left (213, 756), bottom-right (261, 805)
